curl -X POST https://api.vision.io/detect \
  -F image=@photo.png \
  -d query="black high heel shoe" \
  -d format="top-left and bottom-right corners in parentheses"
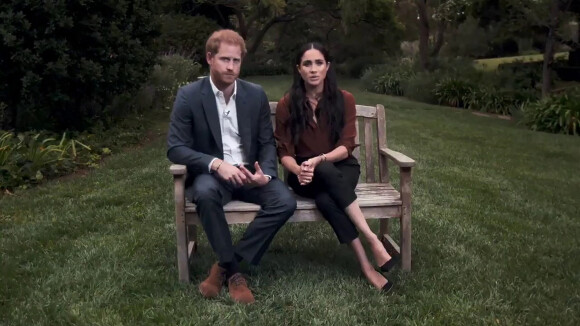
top-left (381, 280), bottom-right (394, 294)
top-left (378, 255), bottom-right (400, 274)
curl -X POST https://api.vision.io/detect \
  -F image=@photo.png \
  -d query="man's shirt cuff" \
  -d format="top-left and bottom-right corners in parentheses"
top-left (208, 158), bottom-right (218, 173)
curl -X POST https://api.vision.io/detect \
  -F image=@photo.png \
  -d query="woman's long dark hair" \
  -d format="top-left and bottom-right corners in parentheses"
top-left (288, 42), bottom-right (344, 146)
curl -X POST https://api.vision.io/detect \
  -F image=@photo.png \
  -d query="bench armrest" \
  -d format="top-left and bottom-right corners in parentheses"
top-left (170, 164), bottom-right (187, 176)
top-left (379, 147), bottom-right (415, 168)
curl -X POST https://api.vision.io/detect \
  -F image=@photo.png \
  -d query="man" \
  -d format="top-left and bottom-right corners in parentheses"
top-left (167, 29), bottom-right (296, 304)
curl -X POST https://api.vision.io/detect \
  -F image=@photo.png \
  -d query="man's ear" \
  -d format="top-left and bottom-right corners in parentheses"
top-left (206, 52), bottom-right (213, 65)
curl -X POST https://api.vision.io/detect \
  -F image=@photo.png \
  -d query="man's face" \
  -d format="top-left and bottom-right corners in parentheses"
top-left (207, 43), bottom-right (242, 89)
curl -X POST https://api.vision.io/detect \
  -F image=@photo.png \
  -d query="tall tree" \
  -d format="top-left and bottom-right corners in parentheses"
top-left (413, 0), bottom-right (469, 70)
top-left (199, 0), bottom-right (321, 57)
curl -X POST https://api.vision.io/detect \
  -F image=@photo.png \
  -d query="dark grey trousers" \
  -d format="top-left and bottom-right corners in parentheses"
top-left (188, 175), bottom-right (296, 269)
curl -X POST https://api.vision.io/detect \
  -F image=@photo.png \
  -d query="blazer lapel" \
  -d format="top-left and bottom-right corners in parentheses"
top-left (235, 83), bottom-right (252, 159)
top-left (200, 78), bottom-right (223, 153)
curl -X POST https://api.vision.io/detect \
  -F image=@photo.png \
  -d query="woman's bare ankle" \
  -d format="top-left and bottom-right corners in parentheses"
top-left (370, 241), bottom-right (390, 265)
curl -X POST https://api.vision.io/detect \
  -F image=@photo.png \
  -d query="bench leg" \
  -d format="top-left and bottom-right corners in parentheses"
top-left (400, 206), bottom-right (411, 271)
top-left (176, 212), bottom-right (190, 283)
top-left (379, 219), bottom-right (400, 258)
top-left (400, 167), bottom-right (412, 271)
top-left (187, 225), bottom-right (198, 259)
top-left (379, 218), bottom-right (390, 236)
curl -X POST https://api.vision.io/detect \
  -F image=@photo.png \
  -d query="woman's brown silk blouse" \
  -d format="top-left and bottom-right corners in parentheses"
top-left (275, 90), bottom-right (358, 159)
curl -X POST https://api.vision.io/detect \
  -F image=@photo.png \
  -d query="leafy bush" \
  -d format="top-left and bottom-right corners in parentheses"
top-left (434, 77), bottom-right (475, 107)
top-left (0, 131), bottom-right (98, 190)
top-left (403, 72), bottom-right (439, 104)
top-left (368, 59), bottom-right (416, 96)
top-left (337, 56), bottom-right (386, 78)
top-left (440, 16), bottom-right (491, 58)
top-left (361, 65), bottom-right (385, 91)
top-left (522, 93), bottom-right (580, 135)
top-left (463, 88), bottom-right (513, 115)
top-left (149, 55), bottom-right (202, 110)
top-left (496, 58), bottom-right (565, 90)
top-left (157, 14), bottom-right (220, 61)
top-left (364, 57), bottom-right (542, 115)
top-left (0, 0), bottom-right (160, 132)
top-left (240, 58), bottom-right (289, 77)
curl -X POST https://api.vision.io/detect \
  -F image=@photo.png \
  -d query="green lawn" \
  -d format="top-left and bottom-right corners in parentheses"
top-left (1, 76), bottom-right (579, 325)
top-left (474, 52), bottom-right (569, 70)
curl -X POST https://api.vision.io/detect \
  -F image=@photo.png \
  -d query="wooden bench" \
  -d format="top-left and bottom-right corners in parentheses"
top-left (170, 102), bottom-right (416, 282)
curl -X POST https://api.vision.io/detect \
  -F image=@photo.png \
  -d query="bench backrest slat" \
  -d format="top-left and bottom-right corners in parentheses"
top-left (269, 102), bottom-right (388, 183)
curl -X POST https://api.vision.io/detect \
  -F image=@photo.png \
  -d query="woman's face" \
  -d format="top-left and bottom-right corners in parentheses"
top-left (297, 49), bottom-right (329, 89)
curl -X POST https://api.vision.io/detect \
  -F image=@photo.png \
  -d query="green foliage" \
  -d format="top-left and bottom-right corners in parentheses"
top-left (403, 72), bottom-right (439, 104)
top-left (0, 0), bottom-right (160, 132)
top-left (0, 131), bottom-right (97, 189)
top-left (522, 92), bottom-right (580, 135)
top-left (434, 77), bottom-right (474, 107)
top-left (462, 87), bottom-right (514, 115)
top-left (157, 14), bottom-right (220, 60)
top-left (497, 60), bottom-right (544, 89)
top-left (441, 16), bottom-right (491, 58)
top-left (149, 55), bottom-right (202, 110)
top-left (1, 53), bottom-right (201, 191)
top-left (366, 56), bottom-right (542, 114)
top-left (366, 59), bottom-right (415, 96)
top-left (240, 57), bottom-right (289, 77)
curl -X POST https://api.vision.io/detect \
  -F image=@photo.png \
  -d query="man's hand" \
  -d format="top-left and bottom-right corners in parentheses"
top-left (239, 162), bottom-right (270, 188)
top-left (212, 160), bottom-right (247, 187)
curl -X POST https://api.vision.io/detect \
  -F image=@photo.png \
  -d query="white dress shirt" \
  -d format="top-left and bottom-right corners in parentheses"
top-left (208, 78), bottom-right (246, 172)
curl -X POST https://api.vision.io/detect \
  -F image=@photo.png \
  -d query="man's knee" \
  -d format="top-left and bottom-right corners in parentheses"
top-left (276, 187), bottom-right (297, 216)
top-left (191, 175), bottom-right (221, 203)
top-left (265, 181), bottom-right (296, 216)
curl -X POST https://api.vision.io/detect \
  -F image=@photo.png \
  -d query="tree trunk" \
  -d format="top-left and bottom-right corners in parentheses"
top-left (430, 19), bottom-right (446, 58)
top-left (247, 18), bottom-right (279, 56)
top-left (235, 9), bottom-right (248, 40)
top-left (542, 0), bottom-right (561, 98)
top-left (416, 0), bottom-right (430, 71)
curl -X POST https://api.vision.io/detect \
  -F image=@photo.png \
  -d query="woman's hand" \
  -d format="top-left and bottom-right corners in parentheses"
top-left (298, 160), bottom-right (315, 185)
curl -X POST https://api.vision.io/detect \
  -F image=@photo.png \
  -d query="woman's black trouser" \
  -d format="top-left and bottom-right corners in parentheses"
top-left (287, 156), bottom-right (360, 244)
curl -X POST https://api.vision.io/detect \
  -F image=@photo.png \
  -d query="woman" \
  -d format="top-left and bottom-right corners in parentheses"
top-left (275, 42), bottom-right (398, 292)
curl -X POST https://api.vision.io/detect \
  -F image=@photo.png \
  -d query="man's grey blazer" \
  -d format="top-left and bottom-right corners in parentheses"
top-left (167, 77), bottom-right (278, 185)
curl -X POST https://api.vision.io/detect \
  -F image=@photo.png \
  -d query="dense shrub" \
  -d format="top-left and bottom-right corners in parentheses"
top-left (0, 1), bottom-right (160, 132)
top-left (403, 72), bottom-right (439, 104)
top-left (360, 64), bottom-right (393, 91)
top-left (367, 59), bottom-right (415, 96)
top-left (434, 77), bottom-right (475, 107)
top-left (440, 16), bottom-right (491, 58)
top-left (336, 56), bottom-right (386, 78)
top-left (522, 92), bottom-right (580, 135)
top-left (365, 57), bottom-right (544, 115)
top-left (240, 57), bottom-right (289, 77)
top-left (496, 58), bottom-right (565, 90)
top-left (157, 14), bottom-right (219, 60)
top-left (149, 55), bottom-right (202, 109)
top-left (0, 54), bottom-right (202, 191)
top-left (463, 87), bottom-right (520, 115)
top-left (0, 131), bottom-right (99, 190)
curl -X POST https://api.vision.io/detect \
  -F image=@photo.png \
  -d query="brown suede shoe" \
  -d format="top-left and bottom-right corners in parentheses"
top-left (199, 262), bottom-right (226, 298)
top-left (228, 273), bottom-right (255, 304)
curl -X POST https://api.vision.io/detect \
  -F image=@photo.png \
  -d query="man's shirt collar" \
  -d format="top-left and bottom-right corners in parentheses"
top-left (209, 76), bottom-right (237, 100)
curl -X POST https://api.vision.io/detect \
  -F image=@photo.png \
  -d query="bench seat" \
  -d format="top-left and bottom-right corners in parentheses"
top-left (184, 183), bottom-right (402, 224)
